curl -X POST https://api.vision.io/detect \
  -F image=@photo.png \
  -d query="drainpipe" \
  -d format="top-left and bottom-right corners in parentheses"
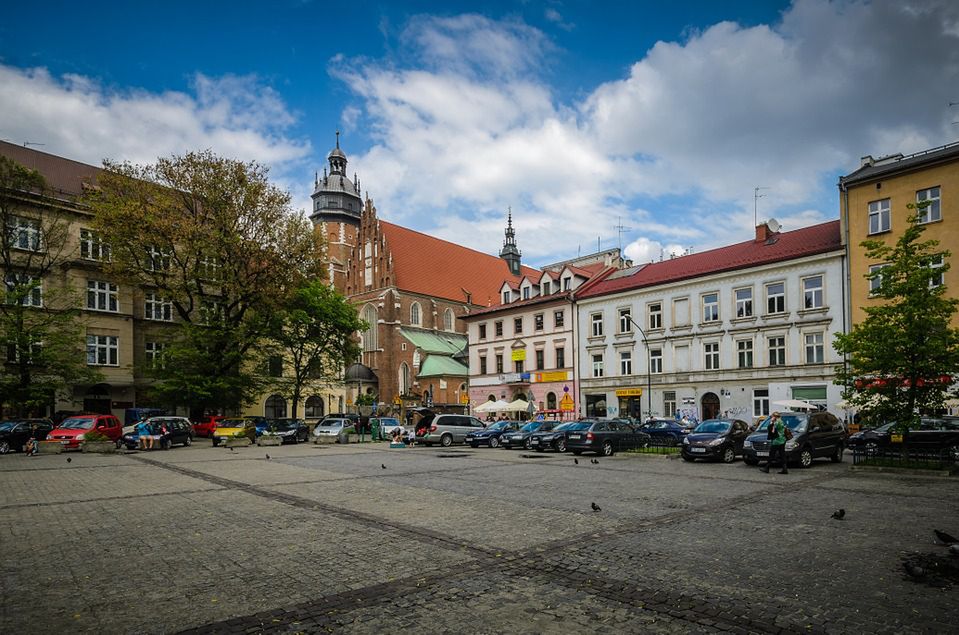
top-left (839, 177), bottom-right (852, 425)
top-left (571, 292), bottom-right (579, 419)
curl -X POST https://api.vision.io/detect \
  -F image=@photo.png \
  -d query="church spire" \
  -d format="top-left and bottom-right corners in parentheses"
top-left (499, 206), bottom-right (522, 276)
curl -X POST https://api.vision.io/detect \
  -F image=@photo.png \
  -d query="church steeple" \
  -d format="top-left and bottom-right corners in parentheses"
top-left (499, 207), bottom-right (522, 276)
top-left (310, 131), bottom-right (363, 226)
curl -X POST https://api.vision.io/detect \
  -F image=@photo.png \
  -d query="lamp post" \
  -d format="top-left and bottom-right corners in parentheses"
top-left (624, 315), bottom-right (653, 421)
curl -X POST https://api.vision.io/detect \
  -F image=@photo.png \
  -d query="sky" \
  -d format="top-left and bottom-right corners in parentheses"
top-left (1, 0), bottom-right (958, 268)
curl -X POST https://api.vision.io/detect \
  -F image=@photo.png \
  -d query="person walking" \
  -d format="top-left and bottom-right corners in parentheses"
top-left (761, 412), bottom-right (788, 474)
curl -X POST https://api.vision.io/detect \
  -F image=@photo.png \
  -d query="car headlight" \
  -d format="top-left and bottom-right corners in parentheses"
top-left (743, 440), bottom-right (753, 449)
top-left (682, 437), bottom-right (690, 445)
top-left (77, 434), bottom-right (85, 441)
top-left (785, 440), bottom-right (798, 450)
top-left (708, 436), bottom-right (726, 446)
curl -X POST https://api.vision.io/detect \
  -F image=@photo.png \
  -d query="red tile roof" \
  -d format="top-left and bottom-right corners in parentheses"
top-left (379, 220), bottom-right (540, 306)
top-left (577, 221), bottom-right (842, 299)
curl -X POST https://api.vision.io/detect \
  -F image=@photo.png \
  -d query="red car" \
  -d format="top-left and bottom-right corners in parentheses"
top-left (192, 415), bottom-right (225, 438)
top-left (48, 414), bottom-right (122, 449)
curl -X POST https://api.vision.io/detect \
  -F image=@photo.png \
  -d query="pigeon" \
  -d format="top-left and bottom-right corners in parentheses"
top-left (934, 529), bottom-right (958, 545)
top-left (66, 457), bottom-right (72, 463)
top-left (831, 509), bottom-right (845, 520)
top-left (265, 454), bottom-right (271, 460)
top-left (950, 544), bottom-right (959, 557)
top-left (903, 561), bottom-right (925, 579)
top-left (573, 458), bottom-right (579, 465)
top-left (591, 458), bottom-right (599, 465)
top-left (591, 502), bottom-right (601, 512)
top-left (229, 447), bottom-right (236, 453)
top-left (381, 464), bottom-right (387, 470)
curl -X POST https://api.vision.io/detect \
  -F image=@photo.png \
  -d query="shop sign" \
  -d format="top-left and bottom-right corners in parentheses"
top-left (535, 371), bottom-right (569, 383)
top-left (615, 388), bottom-right (644, 397)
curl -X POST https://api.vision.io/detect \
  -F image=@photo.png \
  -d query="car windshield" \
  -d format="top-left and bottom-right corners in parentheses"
top-left (0, 421), bottom-right (18, 432)
top-left (59, 417), bottom-right (95, 430)
top-left (567, 422), bottom-right (592, 431)
top-left (487, 421), bottom-right (511, 431)
top-left (378, 419), bottom-right (399, 427)
top-left (756, 416), bottom-right (806, 433)
top-left (219, 419), bottom-right (247, 427)
top-left (271, 421), bottom-right (296, 430)
top-left (520, 422), bottom-right (542, 433)
top-left (694, 421), bottom-right (731, 434)
top-left (551, 422), bottom-right (577, 432)
top-left (320, 420), bottom-right (344, 427)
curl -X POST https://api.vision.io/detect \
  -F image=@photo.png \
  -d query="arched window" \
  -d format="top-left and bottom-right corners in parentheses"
top-left (546, 392), bottom-right (557, 409)
top-left (305, 395), bottom-right (324, 418)
top-left (362, 305), bottom-right (377, 351)
top-left (265, 394), bottom-right (287, 418)
top-left (338, 395), bottom-right (344, 411)
top-left (444, 308), bottom-right (454, 331)
top-left (399, 362), bottom-right (411, 396)
top-left (410, 302), bottom-right (421, 326)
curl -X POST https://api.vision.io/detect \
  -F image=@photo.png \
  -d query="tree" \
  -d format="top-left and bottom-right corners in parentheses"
top-left (0, 156), bottom-right (102, 416)
top-left (267, 280), bottom-right (366, 418)
top-left (84, 151), bottom-right (325, 416)
top-left (834, 204), bottom-right (959, 429)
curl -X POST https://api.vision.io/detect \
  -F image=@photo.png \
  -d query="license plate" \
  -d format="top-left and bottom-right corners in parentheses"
top-left (756, 451), bottom-right (769, 457)
top-left (530, 438), bottom-right (539, 444)
top-left (61, 440), bottom-right (71, 445)
top-left (569, 434), bottom-right (581, 440)
top-left (691, 447), bottom-right (706, 453)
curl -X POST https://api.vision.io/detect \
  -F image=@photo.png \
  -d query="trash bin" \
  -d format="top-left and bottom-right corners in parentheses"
top-left (337, 432), bottom-right (348, 444)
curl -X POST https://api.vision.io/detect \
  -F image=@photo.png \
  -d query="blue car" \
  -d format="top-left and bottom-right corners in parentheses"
top-left (465, 420), bottom-right (519, 448)
top-left (636, 419), bottom-right (693, 446)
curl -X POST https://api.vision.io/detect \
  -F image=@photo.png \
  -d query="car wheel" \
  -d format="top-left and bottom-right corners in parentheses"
top-left (184, 435), bottom-right (193, 447)
top-left (830, 444), bottom-right (843, 463)
top-left (212, 438), bottom-right (219, 447)
top-left (798, 447), bottom-right (813, 468)
top-left (556, 439), bottom-right (567, 453)
top-left (524, 438), bottom-right (533, 450)
top-left (721, 447), bottom-right (735, 463)
top-left (114, 439), bottom-right (123, 450)
top-left (682, 453), bottom-right (694, 462)
top-left (440, 434), bottom-right (453, 447)
top-left (488, 437), bottom-right (499, 448)
top-left (572, 450), bottom-right (582, 456)
top-left (0, 440), bottom-right (9, 454)
top-left (601, 441), bottom-right (614, 457)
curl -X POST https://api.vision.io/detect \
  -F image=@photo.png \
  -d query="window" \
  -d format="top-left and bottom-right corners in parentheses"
top-left (562, 277), bottom-right (571, 291)
top-left (768, 336), bottom-right (786, 366)
top-left (802, 275), bottom-right (823, 309)
top-left (494, 321), bottom-right (503, 337)
top-left (478, 324), bottom-right (487, 339)
top-left (592, 354), bottom-right (604, 378)
top-left (514, 359), bottom-right (524, 373)
top-left (7, 337), bottom-right (41, 364)
top-left (502, 291), bottom-right (510, 304)
top-left (663, 391), bottom-right (677, 418)
top-left (735, 288), bottom-right (752, 318)
top-left (265, 395), bottom-right (287, 418)
top-left (585, 394), bottom-right (607, 418)
top-left (514, 317), bottom-right (523, 334)
top-left (535, 349), bottom-right (544, 370)
top-left (86, 334), bottom-right (118, 366)
top-left (620, 351), bottom-right (632, 375)
top-left (80, 229), bottom-right (110, 261)
top-left (591, 313), bottom-right (603, 337)
top-left (805, 332), bottom-right (824, 364)
top-left (737, 339), bottom-right (753, 368)
top-left (479, 356), bottom-right (488, 375)
top-left (144, 292), bottom-right (172, 321)
top-left (146, 245), bottom-right (171, 272)
top-left (534, 313), bottom-right (544, 331)
top-left (648, 303), bottom-right (662, 330)
top-left (6, 216), bottom-right (41, 251)
top-left (868, 264), bottom-right (887, 295)
top-left (753, 389), bottom-right (770, 417)
top-left (4, 272), bottom-right (41, 307)
top-left (673, 297), bottom-right (689, 326)
top-left (546, 392), bottom-right (557, 409)
top-left (868, 198), bottom-right (891, 234)
top-left (145, 341), bottom-right (165, 369)
top-left (555, 346), bottom-right (565, 368)
top-left (766, 282), bottom-right (785, 314)
top-left (702, 293), bottom-right (719, 322)
top-left (928, 254), bottom-right (944, 288)
top-left (305, 396), bottom-right (324, 418)
top-left (541, 281), bottom-right (551, 295)
top-left (267, 355), bottom-right (283, 377)
top-left (200, 300), bottom-right (221, 325)
top-left (86, 280), bottom-right (118, 312)
top-left (444, 309), bottom-right (454, 331)
top-left (704, 342), bottom-right (719, 370)
top-left (495, 354), bottom-right (504, 373)
top-left (619, 308), bottom-right (632, 333)
top-left (522, 286), bottom-right (531, 300)
top-left (362, 306), bottom-right (377, 351)
top-left (554, 310), bottom-right (564, 328)
top-left (399, 363), bottom-right (411, 395)
top-left (917, 187), bottom-right (940, 223)
top-left (198, 256), bottom-right (220, 280)
top-left (410, 302), bottom-right (421, 326)
top-left (650, 348), bottom-right (663, 374)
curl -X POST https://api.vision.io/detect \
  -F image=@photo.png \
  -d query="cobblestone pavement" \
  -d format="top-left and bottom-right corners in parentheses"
top-left (2, 441), bottom-right (958, 634)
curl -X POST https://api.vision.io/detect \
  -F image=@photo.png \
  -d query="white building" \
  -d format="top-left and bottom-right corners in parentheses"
top-left (574, 221), bottom-right (846, 424)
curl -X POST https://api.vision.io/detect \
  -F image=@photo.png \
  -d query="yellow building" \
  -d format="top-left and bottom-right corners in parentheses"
top-left (839, 141), bottom-right (959, 327)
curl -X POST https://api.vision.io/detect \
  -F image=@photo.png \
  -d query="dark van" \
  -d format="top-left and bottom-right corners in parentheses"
top-left (743, 411), bottom-right (845, 468)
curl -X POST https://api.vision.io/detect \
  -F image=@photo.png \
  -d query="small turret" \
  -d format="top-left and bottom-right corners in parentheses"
top-left (499, 207), bottom-right (522, 276)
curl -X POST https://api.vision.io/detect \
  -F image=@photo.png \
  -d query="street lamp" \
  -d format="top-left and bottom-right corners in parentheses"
top-left (624, 315), bottom-right (653, 421)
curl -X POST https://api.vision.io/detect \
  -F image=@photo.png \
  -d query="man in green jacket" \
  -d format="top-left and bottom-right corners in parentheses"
top-left (761, 412), bottom-right (789, 474)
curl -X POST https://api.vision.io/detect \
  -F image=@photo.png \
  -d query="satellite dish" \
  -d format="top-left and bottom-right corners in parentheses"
top-left (766, 218), bottom-right (781, 234)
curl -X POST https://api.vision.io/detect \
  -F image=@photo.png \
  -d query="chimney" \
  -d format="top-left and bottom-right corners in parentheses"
top-left (860, 155), bottom-right (875, 168)
top-left (755, 223), bottom-right (769, 242)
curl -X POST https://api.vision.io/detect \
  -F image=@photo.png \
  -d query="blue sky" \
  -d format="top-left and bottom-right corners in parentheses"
top-left (2, 1), bottom-right (957, 267)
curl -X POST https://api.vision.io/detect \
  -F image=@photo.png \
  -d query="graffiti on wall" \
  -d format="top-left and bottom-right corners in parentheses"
top-left (677, 407), bottom-right (700, 425)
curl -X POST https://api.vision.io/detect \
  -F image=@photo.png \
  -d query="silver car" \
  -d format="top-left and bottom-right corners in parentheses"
top-left (312, 417), bottom-right (354, 437)
top-left (416, 414), bottom-right (485, 447)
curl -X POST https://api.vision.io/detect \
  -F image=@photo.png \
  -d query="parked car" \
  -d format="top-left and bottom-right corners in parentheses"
top-left (529, 421), bottom-right (591, 452)
top-left (742, 411), bottom-right (845, 468)
top-left (312, 417), bottom-right (355, 439)
top-left (372, 417), bottom-right (404, 438)
top-left (212, 418), bottom-right (257, 446)
top-left (566, 420), bottom-right (651, 456)
top-left (192, 415), bottom-right (225, 438)
top-left (465, 420), bottom-right (518, 448)
top-left (500, 420), bottom-right (557, 450)
top-left (846, 417), bottom-right (959, 460)
top-left (0, 418), bottom-right (55, 454)
top-left (681, 418), bottom-right (751, 463)
top-left (636, 419), bottom-right (691, 446)
top-left (49, 414), bottom-right (123, 450)
top-left (119, 416), bottom-right (194, 450)
top-left (268, 418), bottom-right (310, 443)
top-left (414, 413), bottom-right (486, 447)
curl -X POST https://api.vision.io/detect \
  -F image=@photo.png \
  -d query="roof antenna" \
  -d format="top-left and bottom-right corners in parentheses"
top-left (614, 216), bottom-right (632, 254)
top-left (754, 186), bottom-right (770, 227)
top-left (22, 141), bottom-right (45, 148)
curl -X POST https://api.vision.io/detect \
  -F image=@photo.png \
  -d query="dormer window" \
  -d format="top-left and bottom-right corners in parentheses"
top-left (522, 286), bottom-right (530, 300)
top-left (502, 291), bottom-right (510, 304)
top-left (541, 282), bottom-right (550, 295)
top-left (562, 277), bottom-right (571, 291)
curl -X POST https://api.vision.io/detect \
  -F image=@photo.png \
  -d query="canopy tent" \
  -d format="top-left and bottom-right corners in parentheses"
top-left (772, 399), bottom-right (817, 411)
top-left (503, 398), bottom-right (530, 412)
top-left (475, 399), bottom-right (509, 413)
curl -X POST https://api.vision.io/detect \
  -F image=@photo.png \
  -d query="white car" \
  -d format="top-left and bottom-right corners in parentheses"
top-left (312, 418), bottom-right (354, 437)
top-left (374, 417), bottom-right (404, 437)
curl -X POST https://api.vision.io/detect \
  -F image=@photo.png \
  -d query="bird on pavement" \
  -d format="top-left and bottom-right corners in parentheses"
top-left (573, 458), bottom-right (578, 465)
top-left (934, 529), bottom-right (958, 545)
top-left (591, 458), bottom-right (599, 464)
top-left (591, 502), bottom-right (601, 512)
top-left (903, 561), bottom-right (925, 580)
top-left (66, 457), bottom-right (72, 463)
top-left (381, 464), bottom-right (387, 469)
top-left (831, 509), bottom-right (845, 520)
top-left (265, 454), bottom-right (271, 460)
top-left (229, 447), bottom-right (236, 453)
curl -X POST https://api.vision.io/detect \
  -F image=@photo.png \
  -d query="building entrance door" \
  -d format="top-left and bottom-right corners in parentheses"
top-left (701, 392), bottom-right (720, 420)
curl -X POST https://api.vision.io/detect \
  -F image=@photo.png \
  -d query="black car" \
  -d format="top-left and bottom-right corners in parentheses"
top-left (465, 420), bottom-right (518, 448)
top-left (268, 418), bottom-right (310, 443)
top-left (500, 420), bottom-right (556, 450)
top-left (119, 417), bottom-right (194, 450)
top-left (681, 418), bottom-right (750, 463)
top-left (846, 416), bottom-right (959, 460)
top-left (636, 419), bottom-right (692, 446)
top-left (742, 412), bottom-right (845, 468)
top-left (0, 418), bottom-right (54, 454)
top-left (566, 420), bottom-right (651, 456)
top-left (529, 421), bottom-right (590, 452)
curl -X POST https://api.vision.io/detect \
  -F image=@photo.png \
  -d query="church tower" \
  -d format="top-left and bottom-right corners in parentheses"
top-left (310, 132), bottom-right (363, 292)
top-left (499, 208), bottom-right (522, 276)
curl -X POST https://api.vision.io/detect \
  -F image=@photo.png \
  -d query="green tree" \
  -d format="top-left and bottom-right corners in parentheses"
top-left (84, 151), bottom-right (325, 417)
top-left (834, 205), bottom-right (959, 429)
top-left (267, 280), bottom-right (366, 418)
top-left (0, 156), bottom-right (102, 416)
